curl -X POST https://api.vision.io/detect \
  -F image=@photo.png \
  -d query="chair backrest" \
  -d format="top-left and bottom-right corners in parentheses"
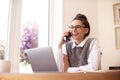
top-left (98, 52), bottom-right (102, 70)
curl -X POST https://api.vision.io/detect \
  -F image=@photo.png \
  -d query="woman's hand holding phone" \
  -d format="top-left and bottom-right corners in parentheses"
top-left (65, 32), bottom-right (72, 42)
top-left (58, 31), bottom-right (71, 48)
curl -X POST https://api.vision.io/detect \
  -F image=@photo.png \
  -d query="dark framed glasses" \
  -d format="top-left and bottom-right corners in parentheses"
top-left (68, 25), bottom-right (85, 30)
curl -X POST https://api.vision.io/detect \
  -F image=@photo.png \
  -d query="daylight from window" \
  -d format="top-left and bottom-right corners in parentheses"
top-left (0, 0), bottom-right (9, 60)
top-left (20, 0), bottom-right (49, 73)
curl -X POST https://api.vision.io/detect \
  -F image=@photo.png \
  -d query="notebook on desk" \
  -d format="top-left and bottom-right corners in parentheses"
top-left (25, 47), bottom-right (58, 72)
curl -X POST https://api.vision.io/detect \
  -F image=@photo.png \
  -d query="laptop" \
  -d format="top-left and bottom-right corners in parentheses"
top-left (24, 47), bottom-right (58, 72)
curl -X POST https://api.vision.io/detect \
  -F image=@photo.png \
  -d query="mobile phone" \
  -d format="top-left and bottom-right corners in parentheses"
top-left (65, 32), bottom-right (71, 42)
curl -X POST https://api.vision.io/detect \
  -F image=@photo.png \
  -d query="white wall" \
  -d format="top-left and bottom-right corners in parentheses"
top-left (98, 0), bottom-right (120, 70)
top-left (62, 0), bottom-right (120, 70)
top-left (63, 0), bottom-right (98, 38)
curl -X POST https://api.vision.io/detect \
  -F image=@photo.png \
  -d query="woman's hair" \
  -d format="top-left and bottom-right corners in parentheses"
top-left (72, 13), bottom-right (90, 37)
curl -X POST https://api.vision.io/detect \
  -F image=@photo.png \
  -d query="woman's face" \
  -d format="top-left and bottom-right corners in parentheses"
top-left (69, 20), bottom-right (88, 41)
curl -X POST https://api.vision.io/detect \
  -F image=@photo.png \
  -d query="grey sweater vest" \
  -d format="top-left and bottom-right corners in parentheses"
top-left (66, 38), bottom-right (94, 67)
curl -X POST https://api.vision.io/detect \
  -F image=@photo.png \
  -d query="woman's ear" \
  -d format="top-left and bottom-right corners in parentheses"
top-left (84, 28), bottom-right (89, 34)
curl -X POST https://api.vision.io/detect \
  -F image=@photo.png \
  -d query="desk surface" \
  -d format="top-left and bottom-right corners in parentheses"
top-left (0, 71), bottom-right (120, 80)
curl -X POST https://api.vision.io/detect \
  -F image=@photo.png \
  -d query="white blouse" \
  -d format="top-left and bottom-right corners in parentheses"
top-left (57, 38), bottom-right (101, 72)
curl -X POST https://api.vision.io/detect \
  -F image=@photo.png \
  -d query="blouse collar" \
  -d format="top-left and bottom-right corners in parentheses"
top-left (72, 38), bottom-right (88, 48)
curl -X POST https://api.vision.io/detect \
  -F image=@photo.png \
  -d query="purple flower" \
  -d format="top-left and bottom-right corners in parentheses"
top-left (20, 22), bottom-right (38, 50)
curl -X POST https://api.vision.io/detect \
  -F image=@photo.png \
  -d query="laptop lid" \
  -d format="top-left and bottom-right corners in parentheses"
top-left (25, 47), bottom-right (58, 72)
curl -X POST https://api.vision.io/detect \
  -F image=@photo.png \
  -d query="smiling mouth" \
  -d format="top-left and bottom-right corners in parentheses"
top-left (72, 33), bottom-right (79, 36)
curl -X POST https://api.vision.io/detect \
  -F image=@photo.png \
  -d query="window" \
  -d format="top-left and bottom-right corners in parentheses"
top-left (0, 0), bottom-right (10, 60)
top-left (0, 0), bottom-right (63, 73)
top-left (19, 0), bottom-right (50, 73)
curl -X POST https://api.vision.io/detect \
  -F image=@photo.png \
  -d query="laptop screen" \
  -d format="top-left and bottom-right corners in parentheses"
top-left (25, 47), bottom-right (58, 72)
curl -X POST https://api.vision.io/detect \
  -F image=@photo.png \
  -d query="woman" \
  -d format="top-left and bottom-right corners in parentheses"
top-left (58, 13), bottom-right (101, 72)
